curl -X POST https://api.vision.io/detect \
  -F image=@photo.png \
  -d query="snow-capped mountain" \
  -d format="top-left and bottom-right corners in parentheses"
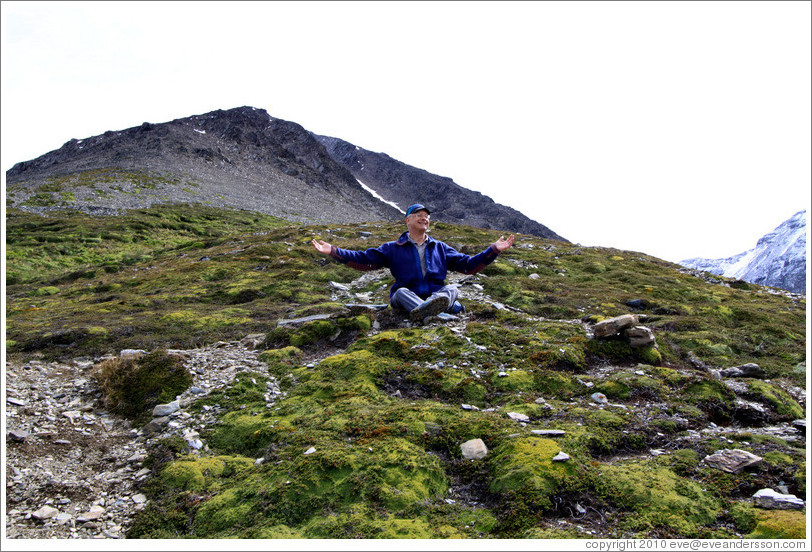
top-left (680, 210), bottom-right (807, 294)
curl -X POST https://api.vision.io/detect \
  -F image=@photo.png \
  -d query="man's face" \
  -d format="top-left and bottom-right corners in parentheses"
top-left (406, 210), bottom-right (430, 233)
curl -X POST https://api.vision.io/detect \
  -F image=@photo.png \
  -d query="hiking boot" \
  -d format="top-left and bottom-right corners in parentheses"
top-left (409, 295), bottom-right (451, 324)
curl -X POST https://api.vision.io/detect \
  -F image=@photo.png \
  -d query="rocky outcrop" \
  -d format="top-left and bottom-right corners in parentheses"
top-left (314, 134), bottom-right (568, 241)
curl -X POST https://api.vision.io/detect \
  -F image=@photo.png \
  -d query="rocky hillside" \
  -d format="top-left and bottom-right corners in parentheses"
top-left (314, 134), bottom-right (567, 241)
top-left (5, 204), bottom-right (806, 540)
top-left (5, 106), bottom-right (402, 225)
top-left (680, 210), bottom-right (807, 295)
top-left (5, 106), bottom-right (566, 242)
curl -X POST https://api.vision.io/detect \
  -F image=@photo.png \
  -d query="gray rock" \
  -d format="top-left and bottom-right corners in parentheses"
top-left (531, 429), bottom-right (566, 437)
top-left (461, 438), bottom-right (488, 460)
top-left (552, 451), bottom-right (570, 462)
top-left (591, 392), bottom-right (609, 405)
top-left (239, 333), bottom-right (266, 349)
top-left (304, 447), bottom-right (316, 455)
top-left (7, 397), bottom-right (26, 406)
top-left (278, 314), bottom-right (334, 326)
top-left (624, 326), bottom-right (656, 347)
top-left (593, 314), bottom-right (639, 338)
top-left (703, 449), bottom-right (762, 473)
top-left (507, 412), bottom-right (530, 422)
top-left (76, 505), bottom-right (105, 522)
top-left (719, 363), bottom-right (766, 379)
top-left (9, 429), bottom-right (29, 442)
top-left (152, 401), bottom-right (180, 417)
top-left (32, 505), bottom-right (60, 520)
top-left (753, 488), bottom-right (805, 510)
top-left (119, 349), bottom-right (146, 358)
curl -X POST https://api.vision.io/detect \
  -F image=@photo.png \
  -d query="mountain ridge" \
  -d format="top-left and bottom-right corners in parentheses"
top-left (680, 210), bottom-right (807, 294)
top-left (313, 134), bottom-right (567, 241)
top-left (5, 106), bottom-right (566, 241)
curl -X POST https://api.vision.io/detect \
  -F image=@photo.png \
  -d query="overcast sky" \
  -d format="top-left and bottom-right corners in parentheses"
top-left (2, 0), bottom-right (810, 262)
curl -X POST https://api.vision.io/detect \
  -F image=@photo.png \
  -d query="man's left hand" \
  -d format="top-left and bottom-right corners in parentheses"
top-left (493, 234), bottom-right (514, 252)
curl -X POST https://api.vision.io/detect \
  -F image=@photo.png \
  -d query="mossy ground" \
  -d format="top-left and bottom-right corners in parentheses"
top-left (6, 205), bottom-right (806, 539)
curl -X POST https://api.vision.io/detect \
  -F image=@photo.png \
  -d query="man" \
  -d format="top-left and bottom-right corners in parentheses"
top-left (312, 203), bottom-right (514, 324)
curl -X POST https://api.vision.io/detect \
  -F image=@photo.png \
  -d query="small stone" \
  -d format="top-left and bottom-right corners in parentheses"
top-left (32, 505), bottom-right (60, 520)
top-left (753, 488), bottom-right (805, 510)
top-left (152, 401), bottom-right (180, 417)
top-left (304, 447), bottom-right (316, 455)
top-left (9, 429), bottom-right (29, 442)
top-left (531, 429), bottom-right (566, 437)
top-left (460, 438), bottom-right (488, 460)
top-left (552, 451), bottom-right (570, 462)
top-left (76, 505), bottom-right (105, 522)
top-left (591, 392), bottom-right (609, 405)
top-left (7, 397), bottom-right (27, 406)
top-left (131, 494), bottom-right (147, 504)
top-left (507, 412), bottom-right (530, 422)
top-left (119, 349), bottom-right (146, 358)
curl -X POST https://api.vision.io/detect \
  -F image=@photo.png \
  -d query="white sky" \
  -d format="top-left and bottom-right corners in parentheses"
top-left (2, 0), bottom-right (810, 262)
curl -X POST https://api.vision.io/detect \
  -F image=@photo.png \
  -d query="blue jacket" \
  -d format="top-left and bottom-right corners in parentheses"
top-left (330, 232), bottom-right (500, 299)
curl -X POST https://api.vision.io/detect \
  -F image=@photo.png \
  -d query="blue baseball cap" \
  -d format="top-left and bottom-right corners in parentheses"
top-left (405, 204), bottom-right (430, 217)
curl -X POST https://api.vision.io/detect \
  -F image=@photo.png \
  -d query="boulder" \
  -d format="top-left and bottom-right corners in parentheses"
top-left (624, 326), bottom-right (656, 347)
top-left (593, 314), bottom-right (639, 338)
top-left (753, 488), bottom-right (805, 510)
top-left (703, 449), bottom-right (762, 473)
top-left (460, 438), bottom-right (488, 460)
top-left (152, 400), bottom-right (180, 417)
top-left (719, 363), bottom-right (766, 379)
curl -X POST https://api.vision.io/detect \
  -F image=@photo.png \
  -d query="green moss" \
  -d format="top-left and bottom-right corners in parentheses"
top-left (160, 455), bottom-right (254, 492)
top-left (301, 507), bottom-right (438, 538)
top-left (189, 437), bottom-right (448, 535)
top-left (595, 459), bottom-right (723, 537)
top-left (289, 320), bottom-right (337, 347)
top-left (259, 346), bottom-right (303, 365)
top-left (746, 380), bottom-right (804, 419)
top-left (746, 508), bottom-right (806, 539)
top-left (638, 345), bottom-right (662, 364)
top-left (31, 286), bottom-right (60, 296)
top-left (489, 437), bottom-right (579, 504)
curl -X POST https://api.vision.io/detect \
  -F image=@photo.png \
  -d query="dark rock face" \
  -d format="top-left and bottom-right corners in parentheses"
top-left (6, 106), bottom-right (568, 242)
top-left (315, 134), bottom-right (568, 241)
top-left (6, 107), bottom-right (403, 225)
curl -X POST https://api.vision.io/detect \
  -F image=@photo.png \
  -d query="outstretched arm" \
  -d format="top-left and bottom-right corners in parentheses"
top-left (312, 239), bottom-right (332, 255)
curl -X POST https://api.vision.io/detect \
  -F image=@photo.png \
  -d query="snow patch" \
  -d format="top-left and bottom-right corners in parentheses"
top-left (356, 179), bottom-right (404, 214)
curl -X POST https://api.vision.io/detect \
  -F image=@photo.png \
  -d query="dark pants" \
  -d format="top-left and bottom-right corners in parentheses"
top-left (390, 285), bottom-right (460, 313)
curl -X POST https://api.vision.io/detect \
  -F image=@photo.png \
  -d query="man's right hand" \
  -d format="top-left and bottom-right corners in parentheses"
top-left (312, 239), bottom-right (332, 255)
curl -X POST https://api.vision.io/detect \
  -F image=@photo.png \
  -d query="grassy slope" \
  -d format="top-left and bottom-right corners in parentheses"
top-left (5, 205), bottom-right (807, 539)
